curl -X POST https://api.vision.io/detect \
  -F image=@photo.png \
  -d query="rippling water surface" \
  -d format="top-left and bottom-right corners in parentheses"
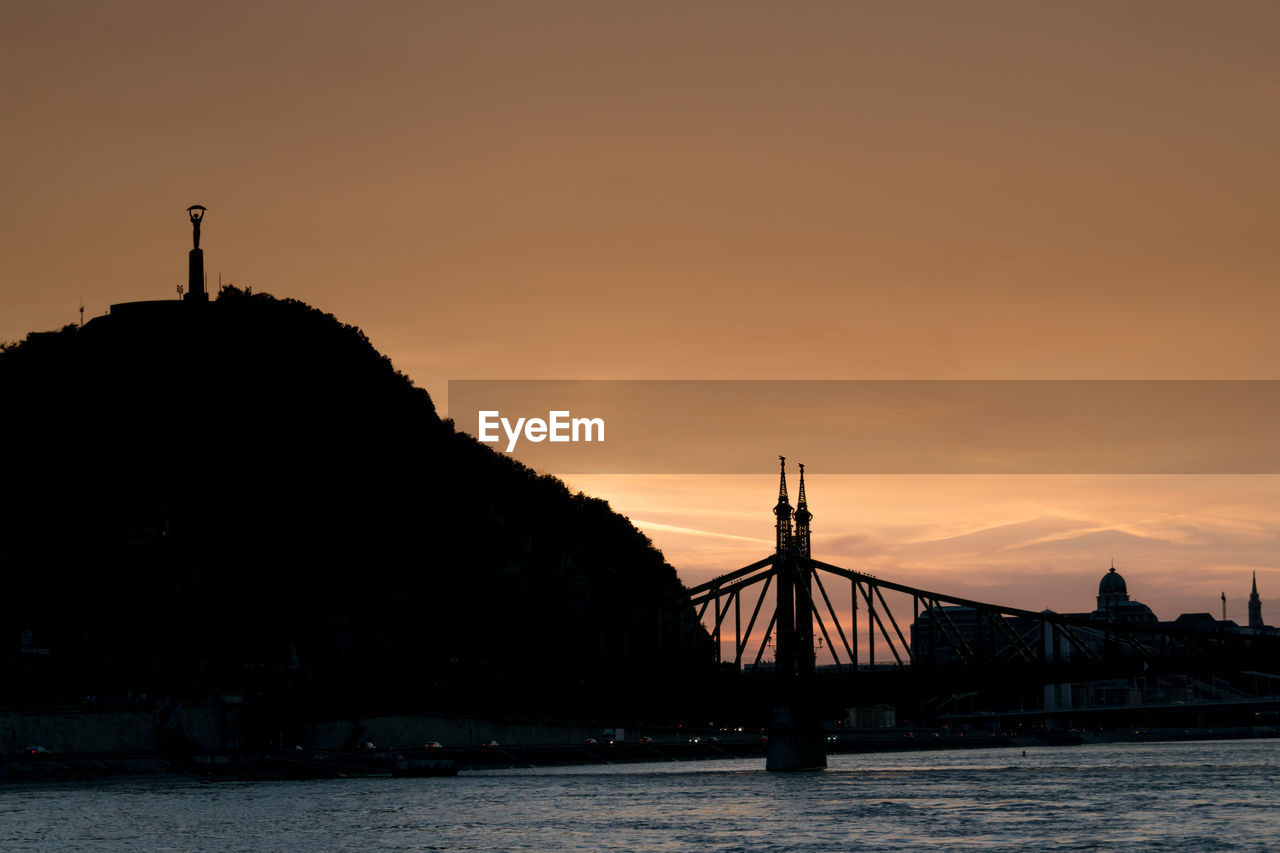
top-left (3, 739), bottom-right (1279, 851)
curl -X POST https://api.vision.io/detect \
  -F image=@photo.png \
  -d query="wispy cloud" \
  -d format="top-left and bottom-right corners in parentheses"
top-left (629, 519), bottom-right (772, 545)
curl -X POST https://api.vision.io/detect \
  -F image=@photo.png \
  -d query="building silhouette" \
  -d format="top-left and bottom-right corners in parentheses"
top-left (911, 564), bottom-right (1274, 670)
top-left (1091, 564), bottom-right (1157, 624)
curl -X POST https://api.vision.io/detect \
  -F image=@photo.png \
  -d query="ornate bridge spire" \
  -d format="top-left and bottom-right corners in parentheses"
top-left (793, 463), bottom-right (812, 558)
top-left (774, 455), bottom-right (793, 553)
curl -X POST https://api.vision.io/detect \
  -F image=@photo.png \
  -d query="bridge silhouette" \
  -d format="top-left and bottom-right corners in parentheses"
top-left (657, 460), bottom-right (1280, 770)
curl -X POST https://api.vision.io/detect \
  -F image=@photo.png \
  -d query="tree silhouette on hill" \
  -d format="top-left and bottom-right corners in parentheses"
top-left (0, 287), bottom-right (708, 717)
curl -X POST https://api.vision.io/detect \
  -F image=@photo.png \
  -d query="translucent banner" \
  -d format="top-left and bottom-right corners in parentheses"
top-left (447, 380), bottom-right (1280, 474)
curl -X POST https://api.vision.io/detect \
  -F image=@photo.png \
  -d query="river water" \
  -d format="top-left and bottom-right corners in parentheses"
top-left (2, 739), bottom-right (1278, 851)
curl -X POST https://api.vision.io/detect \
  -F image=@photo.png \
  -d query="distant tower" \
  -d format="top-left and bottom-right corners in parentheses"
top-left (773, 455), bottom-right (793, 553)
top-left (185, 205), bottom-right (208, 303)
top-left (1249, 572), bottom-right (1263, 629)
top-left (793, 463), bottom-right (811, 559)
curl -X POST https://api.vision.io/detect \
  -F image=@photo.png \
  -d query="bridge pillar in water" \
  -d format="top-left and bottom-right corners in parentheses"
top-left (766, 554), bottom-right (826, 771)
top-left (765, 702), bottom-right (826, 772)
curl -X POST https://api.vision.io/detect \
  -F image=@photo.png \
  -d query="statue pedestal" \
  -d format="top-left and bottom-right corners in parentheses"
top-left (186, 248), bottom-right (207, 301)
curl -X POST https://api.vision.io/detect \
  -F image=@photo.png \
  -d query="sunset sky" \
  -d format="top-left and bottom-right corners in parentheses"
top-left (5, 2), bottom-right (1280, 638)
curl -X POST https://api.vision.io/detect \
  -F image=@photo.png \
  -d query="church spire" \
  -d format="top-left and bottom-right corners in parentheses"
top-left (773, 456), bottom-right (793, 553)
top-left (1249, 570), bottom-right (1264, 629)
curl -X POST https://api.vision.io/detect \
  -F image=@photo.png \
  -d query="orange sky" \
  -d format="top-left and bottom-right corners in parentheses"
top-left (4, 2), bottom-right (1280, 627)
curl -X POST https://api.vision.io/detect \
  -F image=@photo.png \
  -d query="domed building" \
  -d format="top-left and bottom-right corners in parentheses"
top-left (1091, 564), bottom-right (1157, 624)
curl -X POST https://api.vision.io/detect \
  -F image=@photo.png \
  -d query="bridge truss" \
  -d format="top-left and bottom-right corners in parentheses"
top-left (685, 555), bottom-right (1280, 677)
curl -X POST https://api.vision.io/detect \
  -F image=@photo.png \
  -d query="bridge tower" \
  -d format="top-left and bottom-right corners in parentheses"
top-left (794, 463), bottom-right (815, 676)
top-left (766, 457), bottom-right (827, 771)
top-left (793, 463), bottom-right (810, 556)
top-left (772, 457), bottom-right (796, 677)
top-left (773, 454), bottom-right (793, 552)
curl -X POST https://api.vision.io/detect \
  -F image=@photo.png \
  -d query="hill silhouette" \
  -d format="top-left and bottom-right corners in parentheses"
top-left (0, 288), bottom-right (709, 720)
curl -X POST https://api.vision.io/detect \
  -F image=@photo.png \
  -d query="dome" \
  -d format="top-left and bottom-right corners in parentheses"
top-left (1099, 566), bottom-right (1127, 596)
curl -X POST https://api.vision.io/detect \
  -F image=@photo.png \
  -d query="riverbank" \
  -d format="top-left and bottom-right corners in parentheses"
top-left (3, 725), bottom-right (1278, 783)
